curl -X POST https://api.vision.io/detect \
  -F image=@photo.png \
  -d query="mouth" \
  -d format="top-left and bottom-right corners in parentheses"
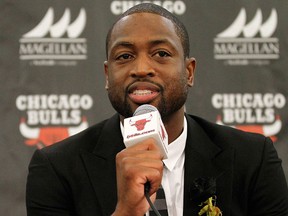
top-left (131, 89), bottom-right (154, 96)
top-left (128, 82), bottom-right (160, 104)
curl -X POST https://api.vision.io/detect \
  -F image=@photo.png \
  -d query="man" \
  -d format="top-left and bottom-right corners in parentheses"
top-left (26, 3), bottom-right (288, 216)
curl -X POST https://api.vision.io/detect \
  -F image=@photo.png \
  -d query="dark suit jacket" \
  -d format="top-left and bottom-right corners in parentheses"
top-left (26, 114), bottom-right (288, 216)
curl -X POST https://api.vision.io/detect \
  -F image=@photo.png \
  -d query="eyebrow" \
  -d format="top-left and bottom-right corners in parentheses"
top-left (149, 39), bottom-right (172, 46)
top-left (108, 41), bottom-right (134, 58)
top-left (109, 38), bottom-right (177, 56)
top-left (110, 41), bottom-right (134, 51)
top-left (149, 39), bottom-right (178, 53)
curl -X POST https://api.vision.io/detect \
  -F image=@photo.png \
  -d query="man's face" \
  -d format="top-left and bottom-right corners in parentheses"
top-left (104, 12), bottom-right (195, 120)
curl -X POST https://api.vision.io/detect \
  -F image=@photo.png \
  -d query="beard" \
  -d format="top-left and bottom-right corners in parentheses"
top-left (107, 77), bottom-right (189, 120)
top-left (108, 90), bottom-right (134, 118)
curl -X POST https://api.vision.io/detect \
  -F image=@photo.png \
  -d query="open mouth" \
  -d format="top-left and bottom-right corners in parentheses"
top-left (128, 82), bottom-right (160, 104)
top-left (132, 89), bottom-right (154, 95)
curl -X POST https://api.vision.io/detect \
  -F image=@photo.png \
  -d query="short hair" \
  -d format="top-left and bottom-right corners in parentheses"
top-left (105, 3), bottom-right (190, 58)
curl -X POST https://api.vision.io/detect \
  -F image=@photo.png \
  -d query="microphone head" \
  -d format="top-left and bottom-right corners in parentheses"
top-left (133, 104), bottom-right (158, 116)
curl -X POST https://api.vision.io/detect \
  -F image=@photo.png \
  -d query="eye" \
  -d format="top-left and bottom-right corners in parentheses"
top-left (155, 50), bottom-right (170, 57)
top-left (116, 53), bottom-right (133, 60)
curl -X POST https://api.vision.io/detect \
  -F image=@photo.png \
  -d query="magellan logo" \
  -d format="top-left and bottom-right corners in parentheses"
top-left (212, 93), bottom-right (286, 141)
top-left (16, 94), bottom-right (93, 148)
top-left (22, 8), bottom-right (86, 38)
top-left (19, 8), bottom-right (87, 66)
top-left (217, 8), bottom-right (277, 38)
top-left (110, 1), bottom-right (186, 15)
top-left (214, 8), bottom-right (279, 66)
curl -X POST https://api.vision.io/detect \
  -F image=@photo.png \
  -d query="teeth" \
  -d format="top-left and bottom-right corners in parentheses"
top-left (132, 90), bottom-right (152, 95)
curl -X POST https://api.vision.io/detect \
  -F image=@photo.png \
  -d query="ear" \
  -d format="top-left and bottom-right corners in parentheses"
top-left (104, 61), bottom-right (109, 90)
top-left (185, 57), bottom-right (196, 87)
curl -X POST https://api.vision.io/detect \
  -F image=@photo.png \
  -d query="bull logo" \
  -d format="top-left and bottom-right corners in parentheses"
top-left (129, 114), bottom-right (152, 131)
top-left (216, 115), bottom-right (282, 142)
top-left (20, 117), bottom-right (88, 149)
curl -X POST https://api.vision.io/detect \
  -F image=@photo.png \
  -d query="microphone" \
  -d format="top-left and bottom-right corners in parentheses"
top-left (123, 104), bottom-right (168, 159)
top-left (123, 104), bottom-right (168, 213)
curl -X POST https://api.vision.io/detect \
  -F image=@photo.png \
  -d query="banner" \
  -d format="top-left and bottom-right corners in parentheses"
top-left (0, 1), bottom-right (287, 215)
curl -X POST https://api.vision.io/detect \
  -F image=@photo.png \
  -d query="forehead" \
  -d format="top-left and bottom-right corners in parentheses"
top-left (109, 12), bottom-right (180, 48)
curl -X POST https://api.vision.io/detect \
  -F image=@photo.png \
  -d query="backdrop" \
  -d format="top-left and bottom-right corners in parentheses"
top-left (1, 0), bottom-right (287, 215)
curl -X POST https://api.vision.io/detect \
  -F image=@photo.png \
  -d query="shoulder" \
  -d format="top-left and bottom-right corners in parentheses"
top-left (186, 114), bottom-right (268, 141)
top-left (185, 114), bottom-right (286, 186)
top-left (186, 114), bottom-right (273, 156)
top-left (39, 114), bottom-right (119, 157)
top-left (28, 114), bottom-right (121, 176)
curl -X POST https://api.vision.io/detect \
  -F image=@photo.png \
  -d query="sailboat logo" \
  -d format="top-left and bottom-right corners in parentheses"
top-left (217, 8), bottom-right (277, 38)
top-left (214, 8), bottom-right (279, 64)
top-left (19, 8), bottom-right (87, 64)
top-left (22, 8), bottom-right (86, 38)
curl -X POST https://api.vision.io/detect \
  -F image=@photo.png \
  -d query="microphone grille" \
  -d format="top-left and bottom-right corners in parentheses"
top-left (133, 104), bottom-right (158, 116)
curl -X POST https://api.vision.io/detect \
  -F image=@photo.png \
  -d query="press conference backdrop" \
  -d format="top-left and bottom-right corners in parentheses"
top-left (0, 0), bottom-right (287, 215)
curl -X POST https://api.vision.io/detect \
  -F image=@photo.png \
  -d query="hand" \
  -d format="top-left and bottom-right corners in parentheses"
top-left (112, 138), bottom-right (164, 216)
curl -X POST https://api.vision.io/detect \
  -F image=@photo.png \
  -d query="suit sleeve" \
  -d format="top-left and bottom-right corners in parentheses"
top-left (249, 137), bottom-right (288, 216)
top-left (26, 149), bottom-right (75, 216)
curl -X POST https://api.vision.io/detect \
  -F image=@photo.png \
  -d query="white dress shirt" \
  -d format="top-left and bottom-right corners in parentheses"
top-left (161, 117), bottom-right (187, 216)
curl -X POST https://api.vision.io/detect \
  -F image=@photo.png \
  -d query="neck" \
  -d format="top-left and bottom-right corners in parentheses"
top-left (163, 107), bottom-right (185, 144)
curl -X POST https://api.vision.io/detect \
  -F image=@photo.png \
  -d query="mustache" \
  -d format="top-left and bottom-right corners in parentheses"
top-left (126, 78), bottom-right (164, 94)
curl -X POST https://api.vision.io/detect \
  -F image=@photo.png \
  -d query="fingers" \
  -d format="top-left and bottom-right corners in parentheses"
top-left (117, 138), bottom-right (164, 191)
top-left (117, 155), bottom-right (163, 191)
top-left (124, 138), bottom-right (164, 157)
top-left (113, 138), bottom-right (164, 215)
top-left (116, 138), bottom-right (164, 192)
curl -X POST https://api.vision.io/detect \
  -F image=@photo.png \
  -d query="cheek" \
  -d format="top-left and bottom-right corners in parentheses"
top-left (107, 64), bottom-right (130, 84)
top-left (164, 70), bottom-right (188, 93)
top-left (106, 73), bottom-right (128, 96)
top-left (166, 65), bottom-right (187, 82)
top-left (107, 70), bottom-right (124, 86)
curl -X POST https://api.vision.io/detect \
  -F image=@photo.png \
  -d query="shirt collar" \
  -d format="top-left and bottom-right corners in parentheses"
top-left (163, 117), bottom-right (187, 171)
top-left (120, 116), bottom-right (187, 171)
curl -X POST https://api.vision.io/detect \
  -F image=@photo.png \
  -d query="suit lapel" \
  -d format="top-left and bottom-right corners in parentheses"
top-left (183, 115), bottom-right (234, 216)
top-left (80, 114), bottom-right (124, 215)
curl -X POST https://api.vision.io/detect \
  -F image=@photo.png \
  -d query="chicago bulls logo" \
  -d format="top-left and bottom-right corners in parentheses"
top-left (129, 114), bottom-right (152, 131)
top-left (216, 115), bottom-right (282, 142)
top-left (20, 117), bottom-right (88, 149)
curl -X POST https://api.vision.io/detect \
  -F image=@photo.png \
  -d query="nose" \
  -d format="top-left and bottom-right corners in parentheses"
top-left (130, 56), bottom-right (155, 78)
